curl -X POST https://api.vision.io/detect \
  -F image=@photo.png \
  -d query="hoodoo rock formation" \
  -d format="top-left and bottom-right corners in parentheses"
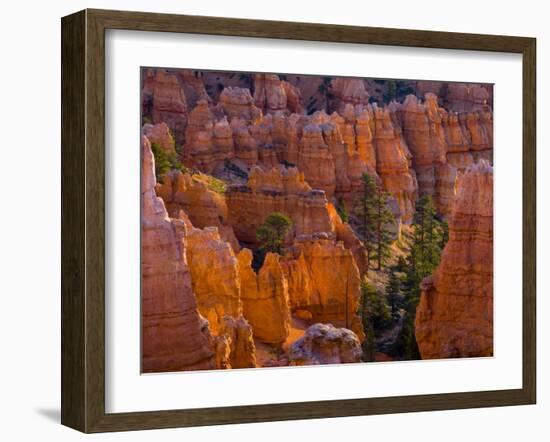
top-left (142, 69), bottom-right (188, 144)
top-left (181, 212), bottom-right (256, 368)
top-left (141, 136), bottom-right (216, 372)
top-left (398, 93), bottom-right (457, 217)
top-left (226, 166), bottom-right (334, 246)
top-left (238, 249), bottom-right (291, 345)
top-left (371, 105), bottom-right (418, 223)
top-left (329, 77), bottom-right (370, 113)
top-left (155, 169), bottom-right (240, 251)
top-left (253, 74), bottom-right (288, 114)
top-left (415, 161), bottom-right (493, 359)
top-left (142, 122), bottom-right (177, 156)
top-left (288, 323), bottom-right (363, 365)
top-left (281, 236), bottom-right (364, 339)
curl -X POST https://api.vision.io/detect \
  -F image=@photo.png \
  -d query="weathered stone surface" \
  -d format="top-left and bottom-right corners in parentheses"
top-left (281, 236), bottom-right (364, 339)
top-left (155, 170), bottom-right (239, 251)
top-left (144, 69), bottom-right (188, 145)
top-left (288, 323), bottom-right (363, 365)
top-left (327, 203), bottom-right (368, 275)
top-left (298, 123), bottom-right (337, 198)
top-left (329, 77), bottom-right (370, 113)
top-left (141, 135), bottom-right (216, 373)
top-left (238, 249), bottom-right (291, 344)
top-left (177, 69), bottom-right (211, 108)
top-left (442, 110), bottom-right (474, 170)
top-left (445, 83), bottom-right (492, 112)
top-left (398, 94), bottom-right (457, 217)
top-left (183, 218), bottom-right (242, 332)
top-left (415, 161), bottom-right (493, 359)
top-left (142, 122), bottom-right (177, 156)
top-left (181, 212), bottom-right (257, 367)
top-left (371, 105), bottom-right (417, 223)
top-left (253, 74), bottom-right (288, 114)
top-left (226, 165), bottom-right (334, 246)
top-left (282, 80), bottom-right (305, 114)
top-left (218, 315), bottom-right (257, 368)
top-left (219, 86), bottom-right (262, 122)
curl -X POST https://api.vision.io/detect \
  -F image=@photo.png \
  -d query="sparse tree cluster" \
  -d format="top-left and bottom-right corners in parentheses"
top-left (354, 173), bottom-right (396, 272)
top-left (392, 195), bottom-right (449, 359)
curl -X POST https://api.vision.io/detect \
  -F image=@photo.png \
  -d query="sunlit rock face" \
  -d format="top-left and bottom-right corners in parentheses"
top-left (141, 136), bottom-right (216, 373)
top-left (288, 323), bottom-right (363, 365)
top-left (327, 203), bottom-right (368, 276)
top-left (155, 169), bottom-right (239, 252)
top-left (183, 100), bottom-right (237, 173)
top-left (442, 110), bottom-right (474, 170)
top-left (238, 249), bottom-right (291, 345)
top-left (297, 123), bottom-right (337, 198)
top-left (181, 211), bottom-right (256, 369)
top-left (396, 93), bottom-right (457, 217)
top-left (462, 110), bottom-right (493, 163)
top-left (142, 69), bottom-right (188, 145)
top-left (371, 104), bottom-right (418, 223)
top-left (415, 161), bottom-right (493, 359)
top-left (281, 236), bottom-right (364, 340)
top-left (226, 165), bottom-right (335, 247)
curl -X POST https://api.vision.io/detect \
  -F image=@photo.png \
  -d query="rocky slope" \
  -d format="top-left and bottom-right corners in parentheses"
top-left (415, 161), bottom-right (493, 359)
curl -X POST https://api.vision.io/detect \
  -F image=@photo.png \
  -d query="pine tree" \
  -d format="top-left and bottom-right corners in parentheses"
top-left (372, 185), bottom-right (396, 270)
top-left (359, 280), bottom-right (392, 362)
top-left (355, 173), bottom-right (377, 271)
top-left (336, 198), bottom-right (349, 223)
top-left (354, 173), bottom-right (396, 271)
top-left (256, 212), bottom-right (293, 256)
top-left (385, 270), bottom-right (402, 319)
top-left (393, 195), bottom-right (449, 360)
top-left (359, 280), bottom-right (378, 362)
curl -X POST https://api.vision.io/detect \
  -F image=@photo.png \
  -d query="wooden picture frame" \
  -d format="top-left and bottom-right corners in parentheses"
top-left (61, 8), bottom-right (536, 433)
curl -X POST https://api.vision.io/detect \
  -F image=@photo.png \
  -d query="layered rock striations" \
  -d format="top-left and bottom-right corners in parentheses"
top-left (371, 105), bottom-right (418, 223)
top-left (142, 122), bottom-right (177, 156)
top-left (181, 212), bottom-right (256, 369)
top-left (141, 136), bottom-right (216, 373)
top-left (226, 165), bottom-right (334, 246)
top-left (143, 69), bottom-right (188, 145)
top-left (288, 323), bottom-right (363, 365)
top-left (397, 94), bottom-right (457, 217)
top-left (329, 77), bottom-right (370, 114)
top-left (155, 169), bottom-right (239, 251)
top-left (445, 83), bottom-right (492, 112)
top-left (281, 236), bottom-right (364, 339)
top-left (238, 249), bottom-right (291, 345)
top-left (415, 161), bottom-right (493, 359)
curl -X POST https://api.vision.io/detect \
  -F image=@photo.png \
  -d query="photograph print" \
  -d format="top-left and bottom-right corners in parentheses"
top-left (141, 68), bottom-right (493, 373)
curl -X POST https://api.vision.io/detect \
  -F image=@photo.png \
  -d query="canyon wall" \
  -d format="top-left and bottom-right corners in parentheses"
top-left (141, 136), bottom-right (216, 372)
top-left (415, 161), bottom-right (493, 359)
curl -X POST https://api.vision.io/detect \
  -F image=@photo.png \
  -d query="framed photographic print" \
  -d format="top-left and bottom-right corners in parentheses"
top-left (61, 9), bottom-right (536, 433)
